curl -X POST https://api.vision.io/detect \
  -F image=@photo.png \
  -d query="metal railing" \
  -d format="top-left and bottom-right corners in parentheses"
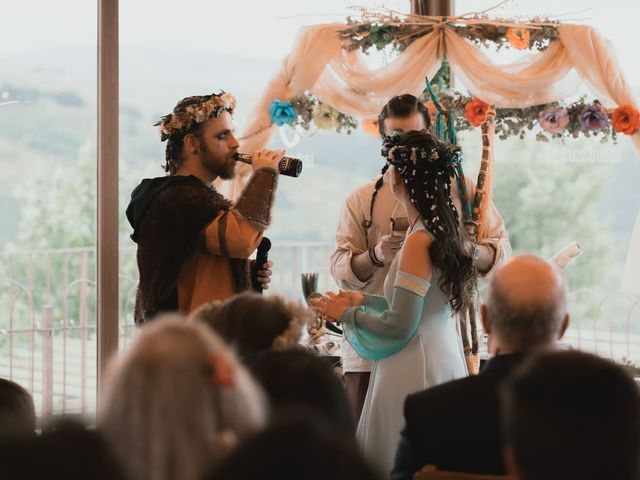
top-left (0, 243), bottom-right (335, 420)
top-left (564, 288), bottom-right (640, 361)
top-left (1, 244), bottom-right (639, 420)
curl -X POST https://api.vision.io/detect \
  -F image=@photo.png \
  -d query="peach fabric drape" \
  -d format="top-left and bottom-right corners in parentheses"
top-left (218, 22), bottom-right (638, 197)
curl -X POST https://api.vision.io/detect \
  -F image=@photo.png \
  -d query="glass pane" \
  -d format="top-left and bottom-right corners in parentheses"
top-left (118, 0), bottom-right (410, 329)
top-left (454, 0), bottom-right (640, 364)
top-left (0, 1), bottom-right (97, 420)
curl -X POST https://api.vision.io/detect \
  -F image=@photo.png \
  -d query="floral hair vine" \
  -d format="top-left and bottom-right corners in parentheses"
top-left (155, 91), bottom-right (237, 141)
top-left (381, 134), bottom-right (462, 236)
top-left (381, 134), bottom-right (462, 175)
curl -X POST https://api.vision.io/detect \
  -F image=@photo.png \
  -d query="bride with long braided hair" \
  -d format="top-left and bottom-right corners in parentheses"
top-left (312, 129), bottom-right (477, 475)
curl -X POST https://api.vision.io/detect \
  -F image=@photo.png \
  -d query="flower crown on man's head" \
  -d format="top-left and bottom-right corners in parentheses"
top-left (155, 91), bottom-right (237, 141)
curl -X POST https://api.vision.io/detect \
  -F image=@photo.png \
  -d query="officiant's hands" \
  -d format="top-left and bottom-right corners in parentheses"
top-left (309, 290), bottom-right (364, 322)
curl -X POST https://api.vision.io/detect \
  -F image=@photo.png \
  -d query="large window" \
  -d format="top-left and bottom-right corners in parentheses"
top-left (118, 0), bottom-right (411, 310)
top-left (455, 0), bottom-right (640, 362)
top-left (0, 1), bottom-right (97, 419)
top-left (2, 0), bottom-right (639, 421)
top-left (0, 0), bottom-right (413, 419)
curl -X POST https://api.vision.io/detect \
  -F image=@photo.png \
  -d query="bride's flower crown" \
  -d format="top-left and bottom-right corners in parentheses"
top-left (155, 91), bottom-right (237, 141)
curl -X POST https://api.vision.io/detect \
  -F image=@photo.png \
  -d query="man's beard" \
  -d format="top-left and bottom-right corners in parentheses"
top-left (199, 142), bottom-right (236, 180)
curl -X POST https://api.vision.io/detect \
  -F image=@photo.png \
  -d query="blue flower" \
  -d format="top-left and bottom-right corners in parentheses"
top-left (268, 100), bottom-right (298, 126)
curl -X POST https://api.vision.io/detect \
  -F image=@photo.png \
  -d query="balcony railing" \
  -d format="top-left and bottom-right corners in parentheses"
top-left (1, 244), bottom-right (639, 420)
top-left (0, 243), bottom-right (334, 420)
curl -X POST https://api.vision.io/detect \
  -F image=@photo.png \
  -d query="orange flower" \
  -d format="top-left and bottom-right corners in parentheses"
top-left (464, 98), bottom-right (490, 127)
top-left (611, 104), bottom-right (640, 135)
top-left (362, 119), bottom-right (380, 139)
top-left (209, 353), bottom-right (235, 387)
top-left (506, 27), bottom-right (530, 50)
top-left (424, 101), bottom-right (437, 124)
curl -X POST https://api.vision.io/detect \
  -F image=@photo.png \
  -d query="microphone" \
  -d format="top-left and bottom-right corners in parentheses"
top-left (252, 237), bottom-right (272, 294)
top-left (234, 152), bottom-right (303, 177)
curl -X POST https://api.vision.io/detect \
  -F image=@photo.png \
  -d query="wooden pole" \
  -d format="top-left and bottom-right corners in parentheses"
top-left (411, 0), bottom-right (454, 16)
top-left (97, 0), bottom-right (119, 409)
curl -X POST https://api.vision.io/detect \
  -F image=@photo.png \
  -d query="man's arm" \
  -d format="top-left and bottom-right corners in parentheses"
top-left (350, 251), bottom-right (379, 283)
top-left (330, 187), bottom-right (403, 289)
top-left (464, 176), bottom-right (512, 275)
top-left (329, 192), bottom-right (378, 289)
top-left (203, 167), bottom-right (278, 259)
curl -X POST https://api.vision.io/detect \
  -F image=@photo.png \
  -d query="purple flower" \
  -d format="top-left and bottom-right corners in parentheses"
top-left (538, 107), bottom-right (569, 134)
top-left (268, 100), bottom-right (297, 126)
top-left (579, 103), bottom-right (609, 131)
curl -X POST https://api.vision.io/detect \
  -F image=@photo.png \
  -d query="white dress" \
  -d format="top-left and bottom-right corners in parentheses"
top-left (343, 224), bottom-right (468, 475)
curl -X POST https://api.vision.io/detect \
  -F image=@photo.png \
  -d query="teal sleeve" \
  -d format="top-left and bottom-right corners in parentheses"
top-left (341, 272), bottom-right (431, 360)
top-left (363, 294), bottom-right (389, 313)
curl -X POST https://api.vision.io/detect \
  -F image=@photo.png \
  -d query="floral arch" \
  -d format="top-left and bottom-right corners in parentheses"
top-left (220, 8), bottom-right (640, 293)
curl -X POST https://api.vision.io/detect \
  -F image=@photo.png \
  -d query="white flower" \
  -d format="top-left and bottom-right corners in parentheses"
top-left (220, 93), bottom-right (237, 110)
top-left (201, 103), bottom-right (213, 118)
top-left (158, 91), bottom-right (237, 138)
top-left (171, 116), bottom-right (184, 130)
top-left (194, 109), bottom-right (207, 123)
top-left (312, 103), bottom-right (339, 130)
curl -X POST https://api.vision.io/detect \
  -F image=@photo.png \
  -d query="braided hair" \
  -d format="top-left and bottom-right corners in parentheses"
top-left (364, 94), bottom-right (432, 229)
top-left (383, 130), bottom-right (477, 314)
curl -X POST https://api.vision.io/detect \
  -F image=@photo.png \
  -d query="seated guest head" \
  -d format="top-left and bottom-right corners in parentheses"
top-left (0, 419), bottom-right (127, 480)
top-left (502, 350), bottom-right (640, 480)
top-left (192, 292), bottom-right (308, 364)
top-left (99, 314), bottom-right (266, 480)
top-left (0, 377), bottom-right (36, 441)
top-left (206, 415), bottom-right (381, 480)
top-left (482, 254), bottom-right (570, 354)
top-left (250, 348), bottom-right (353, 436)
top-left (390, 254), bottom-right (573, 478)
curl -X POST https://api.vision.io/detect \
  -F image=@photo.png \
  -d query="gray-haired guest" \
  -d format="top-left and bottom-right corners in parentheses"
top-left (99, 315), bottom-right (266, 480)
top-left (392, 254), bottom-right (570, 478)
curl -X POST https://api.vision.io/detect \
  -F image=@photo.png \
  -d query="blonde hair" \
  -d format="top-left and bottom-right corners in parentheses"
top-left (99, 314), bottom-right (266, 480)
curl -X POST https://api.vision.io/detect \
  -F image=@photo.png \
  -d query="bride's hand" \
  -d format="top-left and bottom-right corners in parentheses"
top-left (309, 291), bottom-right (354, 322)
top-left (337, 290), bottom-right (365, 307)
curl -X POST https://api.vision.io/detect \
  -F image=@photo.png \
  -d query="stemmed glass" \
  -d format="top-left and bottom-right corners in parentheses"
top-left (301, 272), bottom-right (342, 335)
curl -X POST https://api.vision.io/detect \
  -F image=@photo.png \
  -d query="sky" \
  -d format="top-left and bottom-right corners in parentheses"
top-left (455, 0), bottom-right (640, 84)
top-left (0, 1), bottom-right (406, 59)
top-left (0, 0), bottom-right (637, 71)
top-left (0, 0), bottom-right (638, 84)
top-left (2, 0), bottom-right (638, 127)
top-left (1, 0), bottom-right (638, 285)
